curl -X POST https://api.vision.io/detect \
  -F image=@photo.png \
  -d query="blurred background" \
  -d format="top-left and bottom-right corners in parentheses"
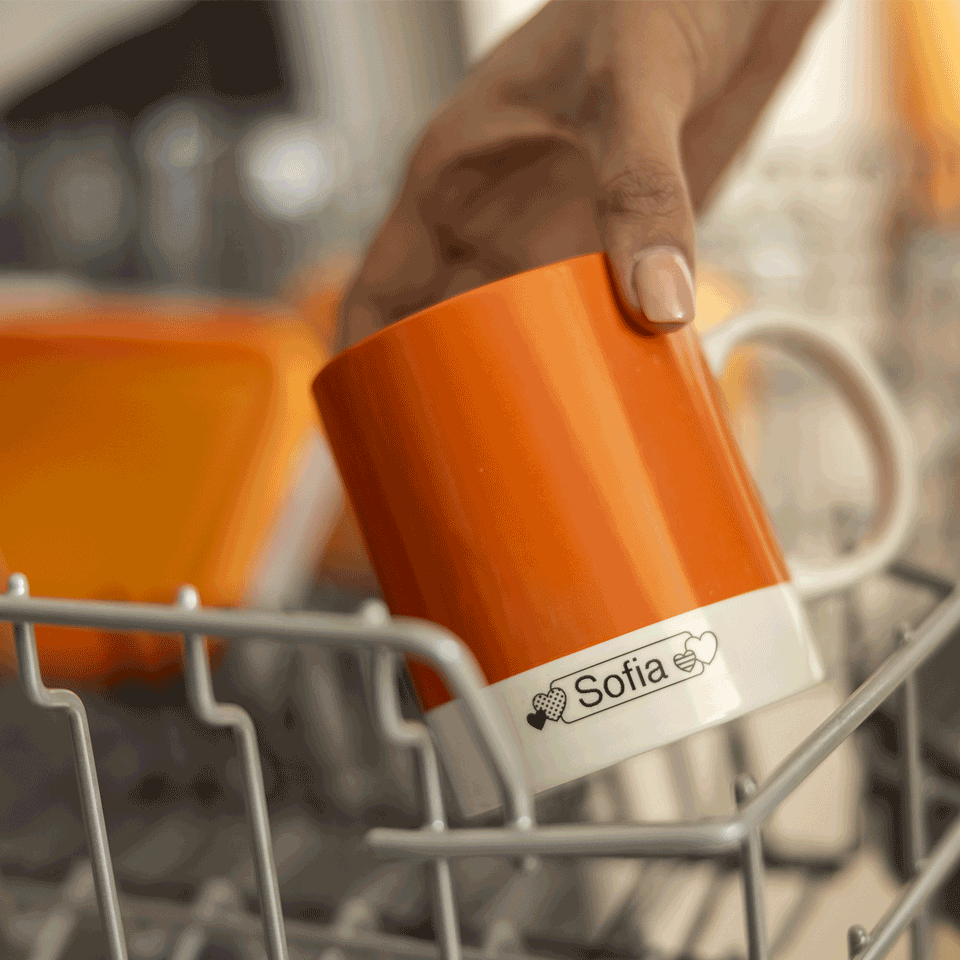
top-left (3, 1), bottom-right (960, 958)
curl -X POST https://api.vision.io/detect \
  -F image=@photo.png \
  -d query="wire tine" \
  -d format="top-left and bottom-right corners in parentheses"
top-left (429, 859), bottom-right (462, 960)
top-left (736, 776), bottom-right (768, 960)
top-left (857, 808), bottom-right (960, 960)
top-left (888, 561), bottom-right (955, 601)
top-left (0, 590), bottom-right (537, 832)
top-left (741, 584), bottom-right (960, 831)
top-left (848, 924), bottom-right (869, 958)
top-left (369, 613), bottom-right (462, 960)
top-left (897, 625), bottom-right (929, 960)
top-left (176, 586), bottom-right (289, 960)
top-left (366, 818), bottom-right (746, 861)
top-left (391, 619), bottom-right (535, 834)
top-left (8, 574), bottom-right (129, 960)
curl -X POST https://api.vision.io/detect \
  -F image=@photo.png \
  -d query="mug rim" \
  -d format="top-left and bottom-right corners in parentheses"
top-left (324, 251), bottom-right (612, 370)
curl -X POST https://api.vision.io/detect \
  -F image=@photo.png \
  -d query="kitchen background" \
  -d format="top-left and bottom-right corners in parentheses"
top-left (2, 2), bottom-right (960, 959)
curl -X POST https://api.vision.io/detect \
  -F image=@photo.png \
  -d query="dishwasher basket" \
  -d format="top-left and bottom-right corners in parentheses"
top-left (0, 556), bottom-right (958, 960)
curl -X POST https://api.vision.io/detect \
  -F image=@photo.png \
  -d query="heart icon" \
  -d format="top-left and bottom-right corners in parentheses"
top-left (527, 709), bottom-right (547, 730)
top-left (673, 649), bottom-right (697, 673)
top-left (686, 631), bottom-right (718, 666)
top-left (532, 687), bottom-right (567, 722)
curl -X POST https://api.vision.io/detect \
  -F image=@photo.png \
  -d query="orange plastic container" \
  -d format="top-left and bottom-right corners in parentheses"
top-left (0, 294), bottom-right (341, 686)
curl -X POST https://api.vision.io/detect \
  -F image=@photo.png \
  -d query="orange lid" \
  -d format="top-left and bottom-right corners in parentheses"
top-left (0, 294), bottom-right (332, 686)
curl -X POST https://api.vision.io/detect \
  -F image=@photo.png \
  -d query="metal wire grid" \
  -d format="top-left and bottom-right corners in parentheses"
top-left (1, 566), bottom-right (959, 960)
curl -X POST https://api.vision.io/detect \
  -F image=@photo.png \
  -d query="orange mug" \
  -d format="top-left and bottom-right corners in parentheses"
top-left (314, 253), bottom-right (916, 817)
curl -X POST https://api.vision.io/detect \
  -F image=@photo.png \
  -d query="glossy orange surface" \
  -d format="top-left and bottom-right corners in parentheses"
top-left (314, 253), bottom-right (790, 710)
top-left (295, 259), bottom-right (755, 594)
top-left (0, 295), bottom-right (327, 686)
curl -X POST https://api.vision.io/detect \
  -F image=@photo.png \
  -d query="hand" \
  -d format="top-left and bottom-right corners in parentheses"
top-left (339, 0), bottom-right (825, 348)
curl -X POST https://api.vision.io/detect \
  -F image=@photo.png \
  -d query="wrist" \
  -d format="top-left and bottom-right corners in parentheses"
top-left (660, 0), bottom-right (770, 107)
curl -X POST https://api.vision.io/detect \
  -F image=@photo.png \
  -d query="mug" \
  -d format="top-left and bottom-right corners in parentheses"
top-left (313, 253), bottom-right (916, 817)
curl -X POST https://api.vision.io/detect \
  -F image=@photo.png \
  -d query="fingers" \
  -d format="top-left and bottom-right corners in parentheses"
top-left (338, 127), bottom-right (601, 351)
top-left (335, 3), bottom-right (592, 350)
top-left (586, 5), bottom-right (701, 335)
top-left (337, 198), bottom-right (441, 351)
top-left (593, 0), bottom-right (788, 334)
top-left (597, 124), bottom-right (697, 334)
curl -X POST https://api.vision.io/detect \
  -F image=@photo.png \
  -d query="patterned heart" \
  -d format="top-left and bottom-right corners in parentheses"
top-left (532, 687), bottom-right (567, 722)
top-left (673, 650), bottom-right (697, 673)
top-left (686, 631), bottom-right (718, 665)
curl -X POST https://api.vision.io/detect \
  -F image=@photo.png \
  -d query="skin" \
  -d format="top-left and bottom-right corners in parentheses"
top-left (338, 0), bottom-right (827, 349)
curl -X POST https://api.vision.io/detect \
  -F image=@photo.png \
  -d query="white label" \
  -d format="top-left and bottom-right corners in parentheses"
top-left (529, 630), bottom-right (716, 729)
top-left (427, 583), bottom-right (824, 819)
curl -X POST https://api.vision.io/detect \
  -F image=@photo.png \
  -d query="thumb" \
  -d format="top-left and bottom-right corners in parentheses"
top-left (596, 112), bottom-right (697, 334)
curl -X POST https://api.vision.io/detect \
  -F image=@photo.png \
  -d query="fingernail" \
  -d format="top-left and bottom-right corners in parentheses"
top-left (633, 247), bottom-right (695, 325)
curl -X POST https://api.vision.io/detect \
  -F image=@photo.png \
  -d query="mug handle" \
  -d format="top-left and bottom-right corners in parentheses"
top-left (700, 309), bottom-right (918, 601)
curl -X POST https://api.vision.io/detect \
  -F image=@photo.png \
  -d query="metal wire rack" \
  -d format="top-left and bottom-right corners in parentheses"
top-left (0, 560), bottom-right (959, 960)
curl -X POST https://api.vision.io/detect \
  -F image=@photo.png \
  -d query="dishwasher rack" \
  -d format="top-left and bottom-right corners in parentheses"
top-left (1, 563), bottom-right (959, 960)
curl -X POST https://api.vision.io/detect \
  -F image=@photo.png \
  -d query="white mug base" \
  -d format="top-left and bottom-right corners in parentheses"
top-left (425, 583), bottom-right (824, 820)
